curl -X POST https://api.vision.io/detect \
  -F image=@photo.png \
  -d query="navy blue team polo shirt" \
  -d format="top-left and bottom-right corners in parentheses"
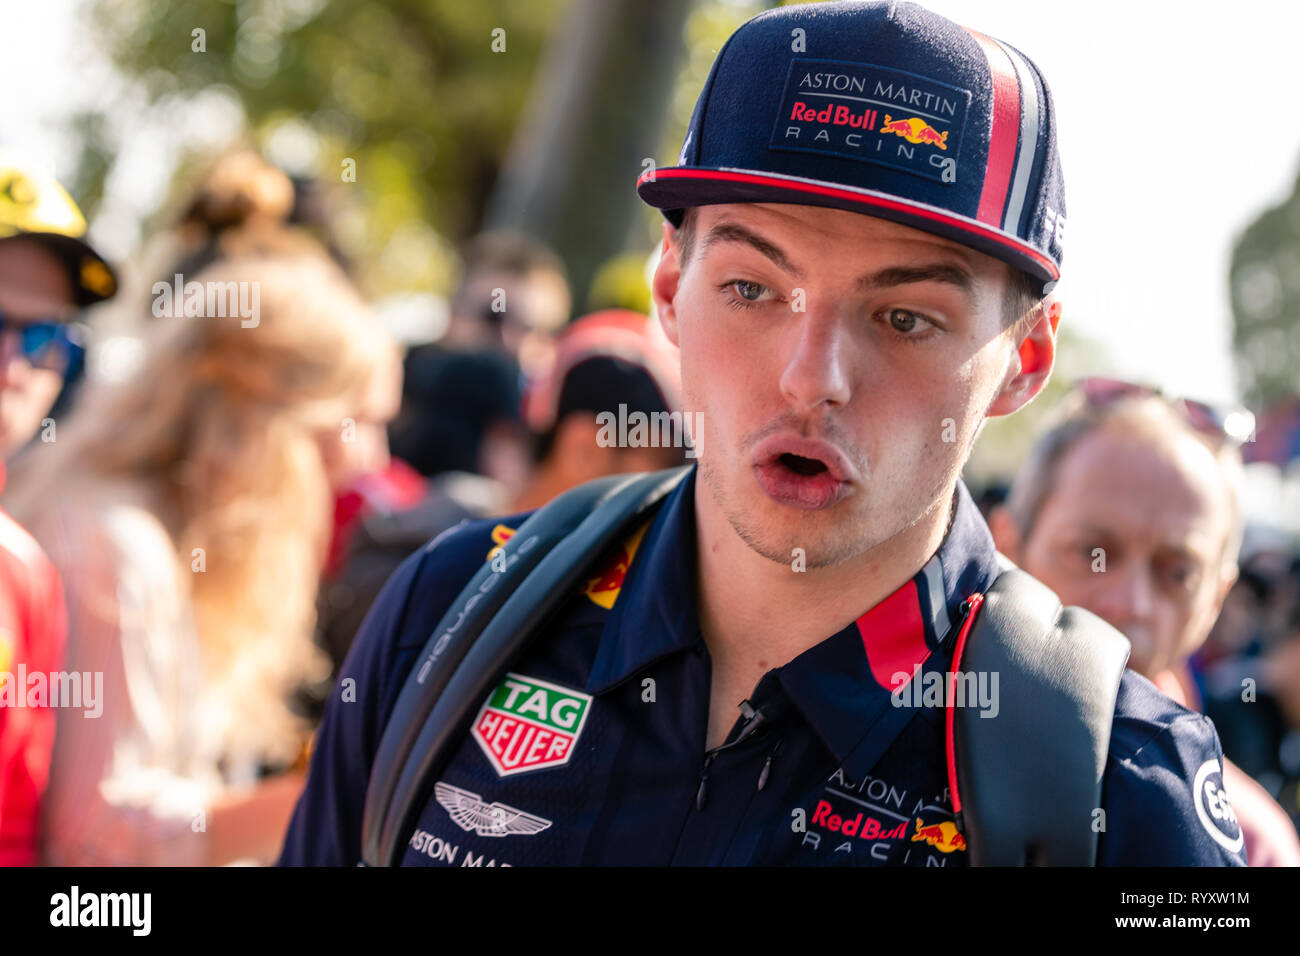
top-left (279, 466), bottom-right (1247, 867)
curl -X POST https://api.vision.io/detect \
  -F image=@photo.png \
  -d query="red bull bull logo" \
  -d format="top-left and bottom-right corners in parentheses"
top-left (582, 521), bottom-right (650, 609)
top-left (485, 523), bottom-right (515, 563)
top-left (879, 114), bottom-right (949, 150)
top-left (911, 816), bottom-right (966, 853)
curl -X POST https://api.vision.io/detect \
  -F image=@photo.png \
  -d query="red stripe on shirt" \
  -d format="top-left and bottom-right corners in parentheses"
top-left (858, 580), bottom-right (931, 691)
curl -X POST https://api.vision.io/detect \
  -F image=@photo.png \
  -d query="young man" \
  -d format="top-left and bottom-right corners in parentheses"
top-left (280, 1), bottom-right (1245, 866)
top-left (990, 386), bottom-right (1300, 865)
top-left (0, 148), bottom-right (116, 864)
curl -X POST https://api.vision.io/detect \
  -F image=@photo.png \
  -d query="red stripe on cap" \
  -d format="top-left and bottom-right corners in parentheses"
top-left (858, 580), bottom-right (931, 691)
top-left (640, 168), bottom-right (1059, 278)
top-left (964, 29), bottom-right (1021, 227)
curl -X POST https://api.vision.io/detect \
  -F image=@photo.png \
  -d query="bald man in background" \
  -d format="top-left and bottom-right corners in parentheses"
top-left (991, 388), bottom-right (1300, 866)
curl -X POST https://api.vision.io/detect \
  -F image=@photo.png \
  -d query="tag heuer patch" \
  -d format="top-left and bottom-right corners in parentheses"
top-left (472, 673), bottom-right (592, 776)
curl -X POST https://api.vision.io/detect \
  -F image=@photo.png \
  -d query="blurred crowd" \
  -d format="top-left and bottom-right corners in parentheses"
top-left (0, 147), bottom-right (1298, 866)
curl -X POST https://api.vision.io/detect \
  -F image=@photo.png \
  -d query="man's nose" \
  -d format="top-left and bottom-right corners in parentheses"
top-left (1098, 562), bottom-right (1157, 631)
top-left (0, 331), bottom-right (28, 386)
top-left (778, 310), bottom-right (852, 413)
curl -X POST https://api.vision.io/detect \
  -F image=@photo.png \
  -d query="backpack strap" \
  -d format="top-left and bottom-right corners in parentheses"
top-left (360, 466), bottom-right (690, 866)
top-left (951, 566), bottom-right (1131, 865)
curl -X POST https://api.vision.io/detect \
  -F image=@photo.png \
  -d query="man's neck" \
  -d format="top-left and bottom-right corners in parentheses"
top-left (695, 482), bottom-right (957, 675)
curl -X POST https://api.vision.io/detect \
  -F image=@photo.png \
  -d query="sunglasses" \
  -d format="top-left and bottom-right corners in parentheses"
top-left (1075, 377), bottom-right (1256, 446)
top-left (0, 309), bottom-right (86, 374)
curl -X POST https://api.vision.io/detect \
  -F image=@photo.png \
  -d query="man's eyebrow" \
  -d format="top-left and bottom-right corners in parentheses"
top-left (857, 263), bottom-right (976, 297)
top-left (699, 221), bottom-right (804, 278)
top-left (1073, 522), bottom-right (1117, 540)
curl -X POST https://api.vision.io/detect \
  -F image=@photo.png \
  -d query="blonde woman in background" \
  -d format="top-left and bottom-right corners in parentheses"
top-left (5, 252), bottom-right (401, 865)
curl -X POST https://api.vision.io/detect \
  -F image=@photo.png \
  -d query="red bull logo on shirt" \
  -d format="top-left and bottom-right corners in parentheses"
top-left (485, 523), bottom-right (515, 563)
top-left (471, 673), bottom-right (593, 776)
top-left (911, 816), bottom-right (966, 853)
top-left (810, 800), bottom-right (908, 841)
top-left (582, 521), bottom-right (650, 609)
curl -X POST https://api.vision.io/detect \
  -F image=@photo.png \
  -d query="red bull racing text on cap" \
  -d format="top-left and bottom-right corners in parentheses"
top-left (637, 0), bottom-right (1067, 294)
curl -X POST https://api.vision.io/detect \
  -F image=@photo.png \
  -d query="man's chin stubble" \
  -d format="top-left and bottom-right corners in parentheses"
top-left (701, 456), bottom-right (889, 569)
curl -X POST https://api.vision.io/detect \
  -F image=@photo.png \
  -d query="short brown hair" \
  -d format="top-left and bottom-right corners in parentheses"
top-left (1004, 394), bottom-right (1245, 569)
top-left (673, 205), bottom-right (1042, 331)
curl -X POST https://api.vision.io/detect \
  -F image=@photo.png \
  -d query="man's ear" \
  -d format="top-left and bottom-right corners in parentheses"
top-left (652, 221), bottom-right (684, 348)
top-left (987, 297), bottom-right (1061, 418)
top-left (988, 504), bottom-right (1023, 563)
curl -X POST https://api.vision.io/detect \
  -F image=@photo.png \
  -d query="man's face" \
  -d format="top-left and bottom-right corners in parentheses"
top-left (458, 269), bottom-right (569, 354)
top-left (0, 237), bottom-right (75, 457)
top-left (652, 202), bottom-right (1044, 568)
top-left (1014, 423), bottom-right (1235, 678)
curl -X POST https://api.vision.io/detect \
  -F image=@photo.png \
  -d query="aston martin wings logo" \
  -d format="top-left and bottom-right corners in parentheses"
top-left (434, 782), bottom-right (553, 838)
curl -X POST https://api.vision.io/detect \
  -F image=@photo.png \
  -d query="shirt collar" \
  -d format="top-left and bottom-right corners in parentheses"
top-left (585, 465), bottom-right (703, 694)
top-left (584, 469), bottom-right (1002, 779)
top-left (776, 479), bottom-right (1002, 777)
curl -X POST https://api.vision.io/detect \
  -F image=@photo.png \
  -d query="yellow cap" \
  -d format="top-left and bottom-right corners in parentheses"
top-left (0, 148), bottom-right (116, 304)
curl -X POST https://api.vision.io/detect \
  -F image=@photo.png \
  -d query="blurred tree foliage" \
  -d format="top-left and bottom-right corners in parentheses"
top-left (632, 0), bottom-right (766, 249)
top-left (1230, 166), bottom-right (1300, 406)
top-left (482, 0), bottom-right (697, 310)
top-left (86, 0), bottom-right (566, 295)
top-left (965, 321), bottom-right (1116, 490)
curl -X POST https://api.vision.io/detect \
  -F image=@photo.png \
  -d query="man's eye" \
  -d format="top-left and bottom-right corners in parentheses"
top-left (720, 279), bottom-right (772, 309)
top-left (1163, 563), bottom-right (1199, 591)
top-left (887, 309), bottom-right (922, 333)
top-left (1061, 541), bottom-right (1101, 565)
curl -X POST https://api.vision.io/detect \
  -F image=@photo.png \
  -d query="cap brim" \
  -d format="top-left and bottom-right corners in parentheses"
top-left (638, 166), bottom-right (1058, 292)
top-left (10, 232), bottom-right (118, 306)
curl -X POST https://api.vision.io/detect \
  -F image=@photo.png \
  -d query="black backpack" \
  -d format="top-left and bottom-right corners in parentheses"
top-left (359, 466), bottom-right (1130, 867)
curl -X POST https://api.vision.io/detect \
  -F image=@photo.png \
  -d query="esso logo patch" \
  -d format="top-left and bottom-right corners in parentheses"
top-left (1193, 760), bottom-right (1243, 854)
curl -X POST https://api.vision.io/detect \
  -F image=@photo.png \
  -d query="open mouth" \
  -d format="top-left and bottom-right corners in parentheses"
top-left (752, 439), bottom-right (853, 510)
top-left (776, 452), bottom-right (829, 477)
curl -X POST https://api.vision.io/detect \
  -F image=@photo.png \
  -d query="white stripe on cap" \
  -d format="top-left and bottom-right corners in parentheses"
top-left (992, 38), bottom-right (1041, 236)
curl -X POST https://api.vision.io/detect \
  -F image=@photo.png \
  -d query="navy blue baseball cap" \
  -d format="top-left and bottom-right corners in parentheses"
top-left (637, 0), bottom-right (1066, 294)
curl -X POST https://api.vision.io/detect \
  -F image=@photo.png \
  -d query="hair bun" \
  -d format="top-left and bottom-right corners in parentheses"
top-left (181, 151), bottom-right (294, 235)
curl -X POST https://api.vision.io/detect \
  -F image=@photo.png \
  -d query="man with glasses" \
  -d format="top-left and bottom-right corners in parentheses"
top-left (0, 149), bottom-right (114, 457)
top-left (0, 149), bottom-right (116, 864)
top-left (991, 380), bottom-right (1300, 864)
